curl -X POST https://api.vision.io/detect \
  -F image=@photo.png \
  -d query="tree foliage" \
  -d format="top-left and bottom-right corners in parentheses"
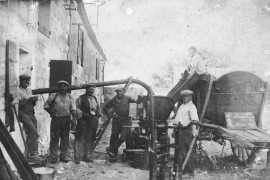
top-left (198, 48), bottom-right (232, 68)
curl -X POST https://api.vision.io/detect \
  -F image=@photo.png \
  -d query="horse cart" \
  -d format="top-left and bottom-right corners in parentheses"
top-left (167, 71), bottom-right (270, 167)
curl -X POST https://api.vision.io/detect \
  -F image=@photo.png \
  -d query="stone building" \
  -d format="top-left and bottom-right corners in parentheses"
top-left (0, 0), bottom-right (106, 155)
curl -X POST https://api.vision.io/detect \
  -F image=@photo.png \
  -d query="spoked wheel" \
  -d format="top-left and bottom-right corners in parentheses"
top-left (231, 142), bottom-right (256, 165)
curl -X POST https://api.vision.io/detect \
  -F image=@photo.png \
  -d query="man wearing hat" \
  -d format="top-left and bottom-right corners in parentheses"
top-left (103, 88), bottom-right (142, 160)
top-left (44, 80), bottom-right (76, 163)
top-left (12, 73), bottom-right (39, 158)
top-left (173, 90), bottom-right (199, 178)
top-left (73, 84), bottom-right (101, 164)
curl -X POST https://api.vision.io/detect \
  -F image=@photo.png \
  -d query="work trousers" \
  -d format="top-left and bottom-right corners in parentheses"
top-left (18, 112), bottom-right (38, 155)
top-left (109, 116), bottom-right (132, 155)
top-left (177, 127), bottom-right (195, 175)
top-left (74, 116), bottom-right (99, 161)
top-left (50, 116), bottom-right (71, 160)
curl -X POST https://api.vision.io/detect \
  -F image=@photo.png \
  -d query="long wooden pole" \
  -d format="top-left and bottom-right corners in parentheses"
top-left (12, 106), bottom-right (28, 156)
top-left (32, 79), bottom-right (131, 94)
top-left (182, 75), bottom-right (214, 171)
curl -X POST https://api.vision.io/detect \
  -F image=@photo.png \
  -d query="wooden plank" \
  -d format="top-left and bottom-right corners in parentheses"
top-left (231, 129), bottom-right (270, 142)
top-left (251, 142), bottom-right (270, 148)
top-left (167, 71), bottom-right (200, 102)
top-left (193, 122), bottom-right (255, 150)
top-left (0, 119), bottom-right (37, 180)
top-left (246, 130), bottom-right (270, 142)
top-left (228, 130), bottom-right (258, 142)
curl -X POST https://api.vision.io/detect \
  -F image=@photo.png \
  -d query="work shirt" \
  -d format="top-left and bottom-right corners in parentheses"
top-left (175, 101), bottom-right (199, 127)
top-left (44, 93), bottom-right (76, 117)
top-left (12, 86), bottom-right (36, 114)
top-left (12, 86), bottom-right (33, 105)
top-left (188, 53), bottom-right (206, 75)
top-left (105, 95), bottom-right (137, 116)
top-left (76, 95), bottom-right (101, 119)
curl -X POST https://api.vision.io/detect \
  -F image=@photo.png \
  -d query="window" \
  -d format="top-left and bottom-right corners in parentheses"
top-left (38, 0), bottom-right (51, 37)
top-left (96, 58), bottom-right (100, 81)
top-left (77, 28), bottom-right (84, 66)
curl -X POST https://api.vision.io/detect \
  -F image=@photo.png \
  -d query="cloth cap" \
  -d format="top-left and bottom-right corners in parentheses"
top-left (181, 90), bottom-right (193, 96)
top-left (85, 84), bottom-right (96, 88)
top-left (19, 73), bottom-right (31, 79)
top-left (115, 88), bottom-right (124, 92)
top-left (58, 80), bottom-right (69, 86)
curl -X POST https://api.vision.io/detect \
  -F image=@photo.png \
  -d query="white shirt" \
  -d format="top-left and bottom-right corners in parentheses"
top-left (12, 86), bottom-right (33, 105)
top-left (188, 53), bottom-right (206, 75)
top-left (175, 101), bottom-right (199, 127)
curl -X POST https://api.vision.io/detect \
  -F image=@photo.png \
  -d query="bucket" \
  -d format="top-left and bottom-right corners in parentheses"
top-left (131, 149), bottom-right (148, 169)
top-left (33, 167), bottom-right (56, 180)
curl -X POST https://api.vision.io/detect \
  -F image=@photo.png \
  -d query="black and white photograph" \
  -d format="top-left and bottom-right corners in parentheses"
top-left (0, 0), bottom-right (270, 179)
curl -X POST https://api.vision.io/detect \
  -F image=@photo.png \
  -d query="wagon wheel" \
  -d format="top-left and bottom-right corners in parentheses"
top-left (231, 142), bottom-right (256, 165)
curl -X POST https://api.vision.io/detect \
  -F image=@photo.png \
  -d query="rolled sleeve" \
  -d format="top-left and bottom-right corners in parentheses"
top-left (96, 101), bottom-right (102, 116)
top-left (70, 95), bottom-right (76, 111)
top-left (75, 97), bottom-right (82, 119)
top-left (190, 104), bottom-right (199, 122)
top-left (12, 90), bottom-right (21, 105)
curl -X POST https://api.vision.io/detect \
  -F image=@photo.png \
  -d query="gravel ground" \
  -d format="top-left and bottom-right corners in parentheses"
top-left (43, 105), bottom-right (270, 180)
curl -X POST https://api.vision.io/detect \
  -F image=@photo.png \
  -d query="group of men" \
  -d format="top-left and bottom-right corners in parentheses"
top-left (12, 75), bottom-right (140, 165)
top-left (12, 46), bottom-right (205, 179)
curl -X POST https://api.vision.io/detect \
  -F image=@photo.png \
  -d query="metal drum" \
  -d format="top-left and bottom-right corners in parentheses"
top-left (130, 149), bottom-right (148, 169)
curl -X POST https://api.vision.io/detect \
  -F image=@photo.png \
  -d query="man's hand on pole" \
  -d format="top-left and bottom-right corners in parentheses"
top-left (192, 129), bottom-right (198, 137)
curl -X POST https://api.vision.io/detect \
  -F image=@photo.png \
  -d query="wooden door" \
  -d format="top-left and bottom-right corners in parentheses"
top-left (5, 40), bottom-right (19, 127)
top-left (49, 60), bottom-right (72, 88)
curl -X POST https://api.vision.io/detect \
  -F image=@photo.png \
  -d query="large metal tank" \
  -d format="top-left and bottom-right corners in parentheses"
top-left (153, 96), bottom-right (175, 121)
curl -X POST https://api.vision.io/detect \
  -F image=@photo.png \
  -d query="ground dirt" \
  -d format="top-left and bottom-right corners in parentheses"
top-left (46, 105), bottom-right (270, 180)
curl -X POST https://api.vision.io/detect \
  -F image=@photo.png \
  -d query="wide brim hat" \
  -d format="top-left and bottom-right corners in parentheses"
top-left (180, 90), bottom-right (193, 96)
top-left (58, 80), bottom-right (69, 86)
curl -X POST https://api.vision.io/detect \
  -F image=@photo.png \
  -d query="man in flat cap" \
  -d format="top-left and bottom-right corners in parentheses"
top-left (44, 80), bottom-right (76, 163)
top-left (12, 73), bottom-right (39, 158)
top-left (103, 88), bottom-right (142, 161)
top-left (74, 84), bottom-right (102, 164)
top-left (173, 90), bottom-right (199, 178)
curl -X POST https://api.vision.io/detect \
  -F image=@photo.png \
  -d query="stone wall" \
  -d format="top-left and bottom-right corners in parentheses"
top-left (0, 0), bottom-right (105, 158)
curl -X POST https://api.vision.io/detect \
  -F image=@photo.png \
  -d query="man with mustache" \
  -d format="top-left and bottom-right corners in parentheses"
top-left (12, 73), bottom-right (39, 158)
top-left (74, 84), bottom-right (101, 164)
top-left (44, 80), bottom-right (76, 163)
